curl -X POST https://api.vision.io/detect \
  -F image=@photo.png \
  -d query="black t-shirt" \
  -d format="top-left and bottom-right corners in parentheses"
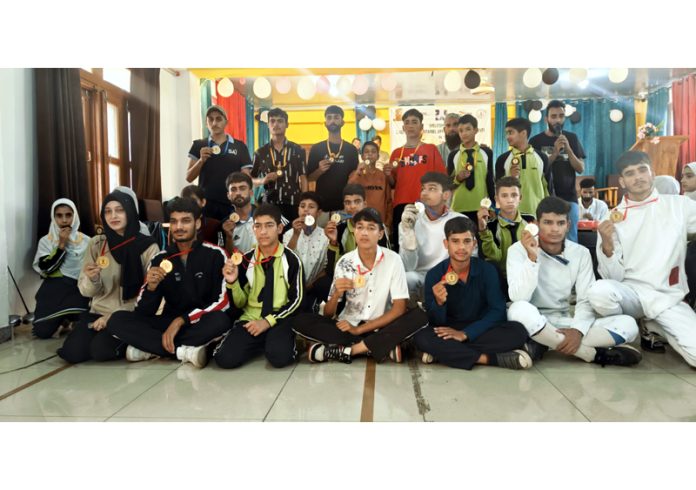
top-left (251, 140), bottom-right (307, 206)
top-left (307, 140), bottom-right (359, 211)
top-left (188, 136), bottom-right (252, 205)
top-left (529, 131), bottom-right (586, 202)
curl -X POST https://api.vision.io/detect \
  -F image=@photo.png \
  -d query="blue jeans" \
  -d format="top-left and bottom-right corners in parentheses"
top-left (567, 201), bottom-right (579, 243)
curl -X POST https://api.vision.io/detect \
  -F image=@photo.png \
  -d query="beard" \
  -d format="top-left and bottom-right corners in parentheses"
top-left (445, 132), bottom-right (461, 148)
top-left (232, 196), bottom-right (251, 208)
top-left (327, 123), bottom-right (341, 133)
top-left (174, 231), bottom-right (196, 243)
top-left (549, 122), bottom-right (563, 135)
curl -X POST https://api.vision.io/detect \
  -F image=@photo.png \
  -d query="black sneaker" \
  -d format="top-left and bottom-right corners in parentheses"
top-left (523, 339), bottom-right (549, 361)
top-left (308, 343), bottom-right (352, 364)
top-left (640, 333), bottom-right (666, 353)
top-left (594, 345), bottom-right (642, 367)
top-left (495, 350), bottom-right (533, 370)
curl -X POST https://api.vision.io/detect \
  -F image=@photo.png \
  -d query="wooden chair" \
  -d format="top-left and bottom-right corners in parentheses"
top-left (594, 187), bottom-right (619, 208)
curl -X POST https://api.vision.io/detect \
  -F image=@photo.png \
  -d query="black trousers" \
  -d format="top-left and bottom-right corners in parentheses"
top-left (32, 277), bottom-right (89, 339)
top-left (293, 308), bottom-right (429, 361)
top-left (301, 274), bottom-right (333, 312)
top-left (414, 321), bottom-right (527, 370)
top-left (107, 310), bottom-right (231, 359)
top-left (686, 241), bottom-right (696, 306)
top-left (57, 312), bottom-right (127, 364)
top-left (213, 318), bottom-right (296, 369)
top-left (391, 203), bottom-right (407, 253)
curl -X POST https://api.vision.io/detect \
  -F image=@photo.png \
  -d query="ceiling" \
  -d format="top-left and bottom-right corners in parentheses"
top-left (187, 68), bottom-right (696, 108)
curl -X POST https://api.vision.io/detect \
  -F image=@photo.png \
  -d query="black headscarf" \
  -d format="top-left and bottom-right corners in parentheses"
top-left (100, 191), bottom-right (156, 300)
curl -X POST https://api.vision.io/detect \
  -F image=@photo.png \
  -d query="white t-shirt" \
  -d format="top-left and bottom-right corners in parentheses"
top-left (282, 225), bottom-right (328, 284)
top-left (578, 197), bottom-right (609, 222)
top-left (330, 246), bottom-right (409, 326)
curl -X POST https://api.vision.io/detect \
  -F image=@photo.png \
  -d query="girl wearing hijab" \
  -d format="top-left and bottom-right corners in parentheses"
top-left (681, 162), bottom-right (696, 201)
top-left (32, 199), bottom-right (91, 338)
top-left (58, 191), bottom-right (159, 363)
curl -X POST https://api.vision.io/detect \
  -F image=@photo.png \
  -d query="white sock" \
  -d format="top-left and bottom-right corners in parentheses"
top-left (532, 324), bottom-right (597, 363)
top-left (582, 326), bottom-right (617, 348)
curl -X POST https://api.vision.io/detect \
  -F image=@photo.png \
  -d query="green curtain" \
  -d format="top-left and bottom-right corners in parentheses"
top-left (493, 102), bottom-right (509, 158)
top-left (199, 79), bottom-right (212, 137)
top-left (647, 87), bottom-right (670, 135)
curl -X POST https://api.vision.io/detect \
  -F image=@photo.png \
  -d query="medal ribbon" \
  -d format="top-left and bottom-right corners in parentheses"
top-left (326, 139), bottom-right (344, 160)
top-left (269, 141), bottom-right (288, 172)
top-left (208, 135), bottom-right (230, 155)
top-left (356, 250), bottom-right (385, 279)
top-left (398, 142), bottom-right (422, 166)
top-left (615, 196), bottom-right (659, 220)
top-left (100, 236), bottom-right (135, 257)
top-left (441, 262), bottom-right (470, 284)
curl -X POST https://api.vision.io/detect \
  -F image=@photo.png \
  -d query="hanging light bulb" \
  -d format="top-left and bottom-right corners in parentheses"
top-left (252, 77), bottom-right (272, 99)
top-left (443, 70), bottom-right (462, 92)
top-left (217, 78), bottom-right (234, 97)
top-left (523, 68), bottom-right (542, 88)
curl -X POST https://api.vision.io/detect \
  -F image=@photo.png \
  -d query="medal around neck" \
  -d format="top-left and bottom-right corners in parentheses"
top-left (95, 225), bottom-right (104, 235)
top-left (480, 198), bottom-right (492, 209)
top-left (511, 157), bottom-right (520, 165)
top-left (354, 274), bottom-right (366, 288)
top-left (414, 202), bottom-right (426, 214)
top-left (276, 169), bottom-right (283, 177)
top-left (231, 252), bottom-right (243, 266)
top-left (229, 213), bottom-right (240, 223)
top-left (466, 164), bottom-right (473, 171)
top-left (96, 256), bottom-right (110, 269)
top-left (160, 259), bottom-right (173, 273)
top-left (445, 271), bottom-right (458, 286)
top-left (211, 145), bottom-right (221, 155)
top-left (610, 209), bottom-right (624, 223)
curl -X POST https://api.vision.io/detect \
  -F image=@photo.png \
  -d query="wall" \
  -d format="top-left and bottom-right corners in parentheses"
top-left (159, 69), bottom-right (201, 200)
top-left (0, 68), bottom-right (39, 321)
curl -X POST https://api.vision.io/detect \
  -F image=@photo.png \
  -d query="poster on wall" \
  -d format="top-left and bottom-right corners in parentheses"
top-left (389, 104), bottom-right (492, 150)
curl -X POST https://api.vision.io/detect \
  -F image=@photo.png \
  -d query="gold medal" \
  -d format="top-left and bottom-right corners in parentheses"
top-left (445, 271), bottom-right (458, 286)
top-left (330, 213), bottom-right (342, 224)
top-left (231, 252), bottom-right (243, 266)
top-left (354, 275), bottom-right (366, 288)
top-left (95, 225), bottom-right (104, 235)
top-left (211, 145), bottom-right (221, 155)
top-left (328, 157), bottom-right (335, 163)
top-left (466, 164), bottom-right (473, 171)
top-left (229, 213), bottom-right (240, 223)
top-left (276, 169), bottom-right (283, 177)
top-left (160, 259), bottom-right (173, 273)
top-left (96, 256), bottom-right (110, 269)
top-left (511, 157), bottom-right (520, 165)
top-left (480, 198), bottom-right (492, 209)
top-left (391, 160), bottom-right (398, 168)
top-left (610, 209), bottom-right (624, 223)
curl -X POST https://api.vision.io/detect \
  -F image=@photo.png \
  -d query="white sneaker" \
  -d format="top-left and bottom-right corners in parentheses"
top-left (421, 352), bottom-right (435, 364)
top-left (176, 345), bottom-right (208, 368)
top-left (126, 345), bottom-right (156, 362)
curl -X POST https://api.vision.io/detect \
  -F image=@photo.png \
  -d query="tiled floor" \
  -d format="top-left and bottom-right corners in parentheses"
top-left (1, 325), bottom-right (696, 422)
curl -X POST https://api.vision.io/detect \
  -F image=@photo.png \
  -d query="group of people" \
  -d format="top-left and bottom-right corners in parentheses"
top-left (28, 101), bottom-right (696, 373)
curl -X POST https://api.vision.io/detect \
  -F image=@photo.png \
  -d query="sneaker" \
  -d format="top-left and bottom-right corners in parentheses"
top-left (495, 349), bottom-right (533, 370)
top-left (640, 333), bottom-right (666, 353)
top-left (594, 344), bottom-right (643, 367)
top-left (421, 352), bottom-right (436, 364)
top-left (389, 345), bottom-right (403, 363)
top-left (126, 345), bottom-right (156, 362)
top-left (523, 339), bottom-right (549, 361)
top-left (176, 345), bottom-right (208, 368)
top-left (308, 343), bottom-right (351, 364)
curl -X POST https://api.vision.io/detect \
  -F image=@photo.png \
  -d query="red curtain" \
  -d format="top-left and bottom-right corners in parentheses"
top-left (673, 74), bottom-right (696, 165)
top-left (213, 81), bottom-right (247, 144)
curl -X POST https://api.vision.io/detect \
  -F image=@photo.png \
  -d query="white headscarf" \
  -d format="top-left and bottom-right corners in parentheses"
top-left (684, 163), bottom-right (696, 201)
top-left (654, 175), bottom-right (681, 195)
top-left (46, 198), bottom-right (85, 248)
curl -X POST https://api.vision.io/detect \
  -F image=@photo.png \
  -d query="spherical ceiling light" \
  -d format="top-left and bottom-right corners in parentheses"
top-left (542, 68), bottom-right (559, 85)
top-left (443, 70), bottom-right (462, 92)
top-left (352, 75), bottom-right (369, 95)
top-left (275, 77), bottom-right (292, 94)
top-left (608, 68), bottom-right (629, 84)
top-left (217, 77), bottom-right (234, 98)
top-left (522, 68), bottom-right (543, 88)
top-left (252, 77), bottom-right (272, 99)
top-left (380, 73), bottom-right (398, 91)
top-left (569, 68), bottom-right (588, 84)
top-left (464, 69), bottom-right (481, 89)
top-left (336, 76), bottom-right (352, 94)
top-left (372, 118), bottom-right (386, 131)
top-left (297, 77), bottom-right (316, 100)
top-left (358, 116), bottom-right (373, 131)
top-left (529, 109), bottom-right (542, 123)
top-left (609, 109), bottom-right (624, 122)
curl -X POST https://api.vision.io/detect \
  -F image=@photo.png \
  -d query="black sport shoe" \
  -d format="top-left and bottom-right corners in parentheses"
top-left (308, 343), bottom-right (352, 364)
top-left (523, 339), bottom-right (549, 361)
top-left (495, 350), bottom-right (533, 370)
top-left (594, 345), bottom-right (642, 367)
top-left (641, 333), bottom-right (666, 353)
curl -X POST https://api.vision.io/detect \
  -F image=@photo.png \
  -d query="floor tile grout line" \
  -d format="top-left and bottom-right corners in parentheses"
top-left (262, 362), bottom-right (299, 422)
top-left (407, 357), bottom-right (430, 422)
top-left (532, 365), bottom-right (591, 422)
top-left (104, 367), bottom-right (178, 421)
top-left (0, 364), bottom-right (74, 402)
top-left (360, 358), bottom-right (376, 422)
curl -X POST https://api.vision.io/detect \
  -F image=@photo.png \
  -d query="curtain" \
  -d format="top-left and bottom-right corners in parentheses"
top-left (355, 105), bottom-right (376, 145)
top-left (673, 74), bottom-right (696, 165)
top-left (129, 68), bottom-right (161, 201)
top-left (213, 81), bottom-right (247, 144)
top-left (245, 95), bottom-right (255, 157)
top-left (514, 102), bottom-right (547, 139)
top-left (493, 102), bottom-right (508, 158)
top-left (646, 87), bottom-right (670, 135)
top-left (257, 109), bottom-right (270, 148)
top-left (200, 79), bottom-right (212, 137)
top-left (34, 68), bottom-right (96, 238)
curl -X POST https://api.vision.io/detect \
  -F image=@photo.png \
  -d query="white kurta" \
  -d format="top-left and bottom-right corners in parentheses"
top-left (596, 189), bottom-right (696, 319)
top-left (578, 197), bottom-right (609, 222)
top-left (282, 226), bottom-right (328, 284)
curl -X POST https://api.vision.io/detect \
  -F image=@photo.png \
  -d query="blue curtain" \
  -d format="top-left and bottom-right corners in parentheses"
top-left (561, 98), bottom-right (636, 187)
top-left (257, 107), bottom-right (270, 148)
top-left (493, 102), bottom-right (509, 158)
top-left (514, 102), bottom-right (548, 139)
top-left (245, 95), bottom-right (255, 158)
top-left (647, 87), bottom-right (670, 135)
top-left (200, 79), bottom-right (212, 137)
top-left (355, 105), bottom-right (376, 145)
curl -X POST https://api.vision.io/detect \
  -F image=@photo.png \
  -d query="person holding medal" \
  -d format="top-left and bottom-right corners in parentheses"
top-left (58, 191), bottom-right (159, 364)
top-left (588, 151), bottom-right (696, 367)
top-left (506, 196), bottom-right (641, 367)
top-left (307, 105), bottom-right (360, 225)
top-left (414, 217), bottom-right (531, 369)
top-left (348, 141), bottom-right (392, 229)
top-left (495, 118), bottom-right (553, 216)
top-left (293, 208), bottom-right (428, 364)
top-left (31, 199), bottom-right (91, 339)
top-left (186, 105), bottom-right (252, 221)
top-left (213, 203), bottom-right (303, 369)
top-left (107, 198), bottom-right (231, 368)
top-left (388, 108), bottom-right (448, 251)
top-left (447, 114), bottom-right (495, 224)
top-left (251, 108), bottom-right (307, 222)
top-left (222, 172), bottom-right (259, 257)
